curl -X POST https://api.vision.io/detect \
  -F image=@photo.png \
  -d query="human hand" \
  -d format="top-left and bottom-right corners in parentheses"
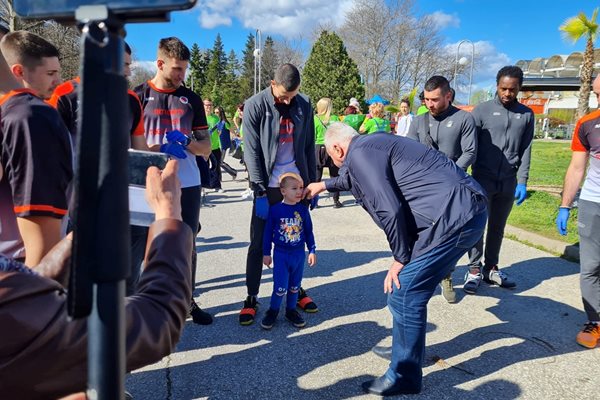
top-left (160, 142), bottom-right (187, 159)
top-left (166, 129), bottom-right (189, 145)
top-left (255, 196), bottom-right (269, 220)
top-left (145, 159), bottom-right (182, 221)
top-left (384, 260), bottom-right (404, 294)
top-left (556, 207), bottom-right (570, 236)
top-left (303, 182), bottom-right (326, 200)
top-left (514, 183), bottom-right (527, 205)
top-left (308, 253), bottom-right (316, 266)
top-left (263, 255), bottom-right (272, 268)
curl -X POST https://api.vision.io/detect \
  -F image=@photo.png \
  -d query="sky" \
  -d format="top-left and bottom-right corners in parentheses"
top-left (125, 0), bottom-right (600, 98)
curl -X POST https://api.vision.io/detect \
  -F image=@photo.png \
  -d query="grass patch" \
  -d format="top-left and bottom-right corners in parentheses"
top-left (528, 140), bottom-right (571, 186)
top-left (503, 233), bottom-right (562, 257)
top-left (507, 190), bottom-right (579, 244)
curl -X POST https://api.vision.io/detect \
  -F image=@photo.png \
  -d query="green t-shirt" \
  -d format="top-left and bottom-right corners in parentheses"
top-left (341, 114), bottom-right (365, 131)
top-left (361, 117), bottom-right (391, 134)
top-left (417, 105), bottom-right (429, 116)
top-left (314, 114), bottom-right (340, 145)
top-left (207, 114), bottom-right (220, 150)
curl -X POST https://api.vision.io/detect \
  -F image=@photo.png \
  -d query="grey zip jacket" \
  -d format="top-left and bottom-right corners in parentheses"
top-left (471, 96), bottom-right (534, 184)
top-left (407, 105), bottom-right (477, 170)
top-left (243, 87), bottom-right (316, 192)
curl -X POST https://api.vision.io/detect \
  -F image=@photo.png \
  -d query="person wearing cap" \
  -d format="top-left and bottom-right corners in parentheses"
top-left (260, 172), bottom-right (317, 330)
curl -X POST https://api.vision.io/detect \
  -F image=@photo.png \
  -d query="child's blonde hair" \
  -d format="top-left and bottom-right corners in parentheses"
top-left (278, 172), bottom-right (304, 188)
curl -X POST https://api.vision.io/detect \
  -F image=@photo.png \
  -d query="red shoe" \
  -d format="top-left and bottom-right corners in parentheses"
top-left (239, 296), bottom-right (258, 326)
top-left (297, 288), bottom-right (318, 313)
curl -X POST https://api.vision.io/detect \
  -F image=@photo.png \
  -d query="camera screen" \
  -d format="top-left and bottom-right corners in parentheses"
top-left (14, 0), bottom-right (196, 19)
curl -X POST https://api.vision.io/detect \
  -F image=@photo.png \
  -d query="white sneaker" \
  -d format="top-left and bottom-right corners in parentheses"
top-left (463, 272), bottom-right (482, 294)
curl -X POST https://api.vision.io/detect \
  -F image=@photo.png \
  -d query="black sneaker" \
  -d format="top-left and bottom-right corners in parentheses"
top-left (260, 308), bottom-right (279, 330)
top-left (190, 301), bottom-right (213, 325)
top-left (333, 200), bottom-right (344, 208)
top-left (239, 296), bottom-right (258, 326)
top-left (285, 309), bottom-right (306, 328)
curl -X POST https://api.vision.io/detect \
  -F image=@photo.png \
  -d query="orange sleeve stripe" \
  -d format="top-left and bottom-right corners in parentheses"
top-left (193, 125), bottom-right (209, 130)
top-left (47, 80), bottom-right (77, 108)
top-left (14, 204), bottom-right (68, 216)
top-left (0, 89), bottom-right (38, 106)
top-left (128, 90), bottom-right (145, 136)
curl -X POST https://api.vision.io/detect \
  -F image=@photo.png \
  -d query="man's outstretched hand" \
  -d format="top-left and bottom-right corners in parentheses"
top-left (303, 182), bottom-right (327, 201)
top-left (145, 159), bottom-right (182, 222)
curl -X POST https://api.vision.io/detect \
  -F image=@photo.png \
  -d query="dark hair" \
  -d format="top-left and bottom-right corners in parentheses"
top-left (418, 91), bottom-right (425, 101)
top-left (424, 75), bottom-right (450, 94)
top-left (158, 37), bottom-right (190, 61)
top-left (0, 30), bottom-right (59, 70)
top-left (124, 41), bottom-right (132, 56)
top-left (215, 106), bottom-right (229, 124)
top-left (344, 106), bottom-right (358, 115)
top-left (449, 87), bottom-right (456, 103)
top-left (496, 65), bottom-right (523, 86)
top-left (399, 98), bottom-right (410, 107)
top-left (273, 63), bottom-right (300, 91)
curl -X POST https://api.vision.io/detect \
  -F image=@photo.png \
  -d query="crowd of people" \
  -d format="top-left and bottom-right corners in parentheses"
top-left (0, 25), bottom-right (599, 399)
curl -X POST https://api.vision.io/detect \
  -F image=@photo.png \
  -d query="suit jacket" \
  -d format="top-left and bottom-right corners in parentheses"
top-left (326, 133), bottom-right (486, 264)
top-left (0, 218), bottom-right (192, 399)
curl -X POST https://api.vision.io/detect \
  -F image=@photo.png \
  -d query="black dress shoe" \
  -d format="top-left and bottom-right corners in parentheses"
top-left (371, 345), bottom-right (392, 360)
top-left (362, 376), bottom-right (421, 396)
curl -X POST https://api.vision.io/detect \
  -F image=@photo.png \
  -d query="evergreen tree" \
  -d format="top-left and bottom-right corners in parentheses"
top-left (202, 33), bottom-right (227, 104)
top-left (302, 31), bottom-right (365, 114)
top-left (260, 36), bottom-right (279, 89)
top-left (221, 49), bottom-right (242, 114)
top-left (239, 32), bottom-right (256, 101)
top-left (186, 43), bottom-right (210, 94)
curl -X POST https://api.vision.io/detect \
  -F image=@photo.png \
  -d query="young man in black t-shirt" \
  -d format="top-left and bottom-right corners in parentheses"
top-left (135, 37), bottom-right (213, 325)
top-left (0, 31), bottom-right (73, 266)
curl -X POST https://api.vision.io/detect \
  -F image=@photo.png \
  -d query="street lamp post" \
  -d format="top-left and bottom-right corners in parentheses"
top-left (253, 29), bottom-right (262, 95)
top-left (453, 39), bottom-right (475, 104)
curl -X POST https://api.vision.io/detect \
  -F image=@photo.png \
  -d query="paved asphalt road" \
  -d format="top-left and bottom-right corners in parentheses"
top-left (127, 161), bottom-right (599, 400)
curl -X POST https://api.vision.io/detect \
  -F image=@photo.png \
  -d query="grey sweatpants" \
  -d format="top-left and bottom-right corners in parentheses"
top-left (468, 176), bottom-right (516, 269)
top-left (578, 199), bottom-right (600, 321)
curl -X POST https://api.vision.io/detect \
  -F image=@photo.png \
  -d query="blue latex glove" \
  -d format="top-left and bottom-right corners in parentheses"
top-left (514, 183), bottom-right (527, 205)
top-left (556, 207), bottom-right (570, 236)
top-left (310, 194), bottom-right (319, 210)
top-left (166, 129), bottom-right (188, 145)
top-left (255, 196), bottom-right (269, 220)
top-left (160, 142), bottom-right (187, 159)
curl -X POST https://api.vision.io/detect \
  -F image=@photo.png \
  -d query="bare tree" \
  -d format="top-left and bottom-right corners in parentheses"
top-left (273, 36), bottom-right (306, 69)
top-left (1, 1), bottom-right (81, 80)
top-left (129, 65), bottom-right (155, 89)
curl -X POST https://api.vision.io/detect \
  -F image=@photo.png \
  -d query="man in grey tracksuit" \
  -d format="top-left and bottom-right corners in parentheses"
top-left (408, 75), bottom-right (477, 303)
top-left (239, 64), bottom-right (318, 325)
top-left (464, 65), bottom-right (534, 294)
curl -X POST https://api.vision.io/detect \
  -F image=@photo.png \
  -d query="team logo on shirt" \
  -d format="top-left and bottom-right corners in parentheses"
top-left (179, 96), bottom-right (189, 105)
top-left (446, 121), bottom-right (454, 128)
top-left (515, 114), bottom-right (521, 119)
top-left (493, 112), bottom-right (501, 116)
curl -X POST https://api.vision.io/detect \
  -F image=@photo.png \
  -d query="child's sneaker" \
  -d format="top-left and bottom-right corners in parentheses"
top-left (297, 287), bottom-right (318, 313)
top-left (576, 322), bottom-right (600, 348)
top-left (239, 296), bottom-right (258, 326)
top-left (285, 309), bottom-right (306, 328)
top-left (260, 308), bottom-right (279, 330)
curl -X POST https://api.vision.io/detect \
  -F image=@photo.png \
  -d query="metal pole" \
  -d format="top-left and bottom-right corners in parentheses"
top-left (468, 43), bottom-right (475, 104)
top-left (257, 29), bottom-right (262, 91)
top-left (454, 39), bottom-right (475, 104)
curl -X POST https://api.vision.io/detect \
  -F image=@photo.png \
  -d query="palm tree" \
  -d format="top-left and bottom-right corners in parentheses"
top-left (560, 9), bottom-right (599, 119)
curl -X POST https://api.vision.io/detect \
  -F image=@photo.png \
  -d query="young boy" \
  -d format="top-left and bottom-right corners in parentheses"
top-left (261, 173), bottom-right (316, 329)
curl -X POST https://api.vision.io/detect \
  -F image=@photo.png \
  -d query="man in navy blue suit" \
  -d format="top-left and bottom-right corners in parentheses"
top-left (304, 123), bottom-right (487, 396)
